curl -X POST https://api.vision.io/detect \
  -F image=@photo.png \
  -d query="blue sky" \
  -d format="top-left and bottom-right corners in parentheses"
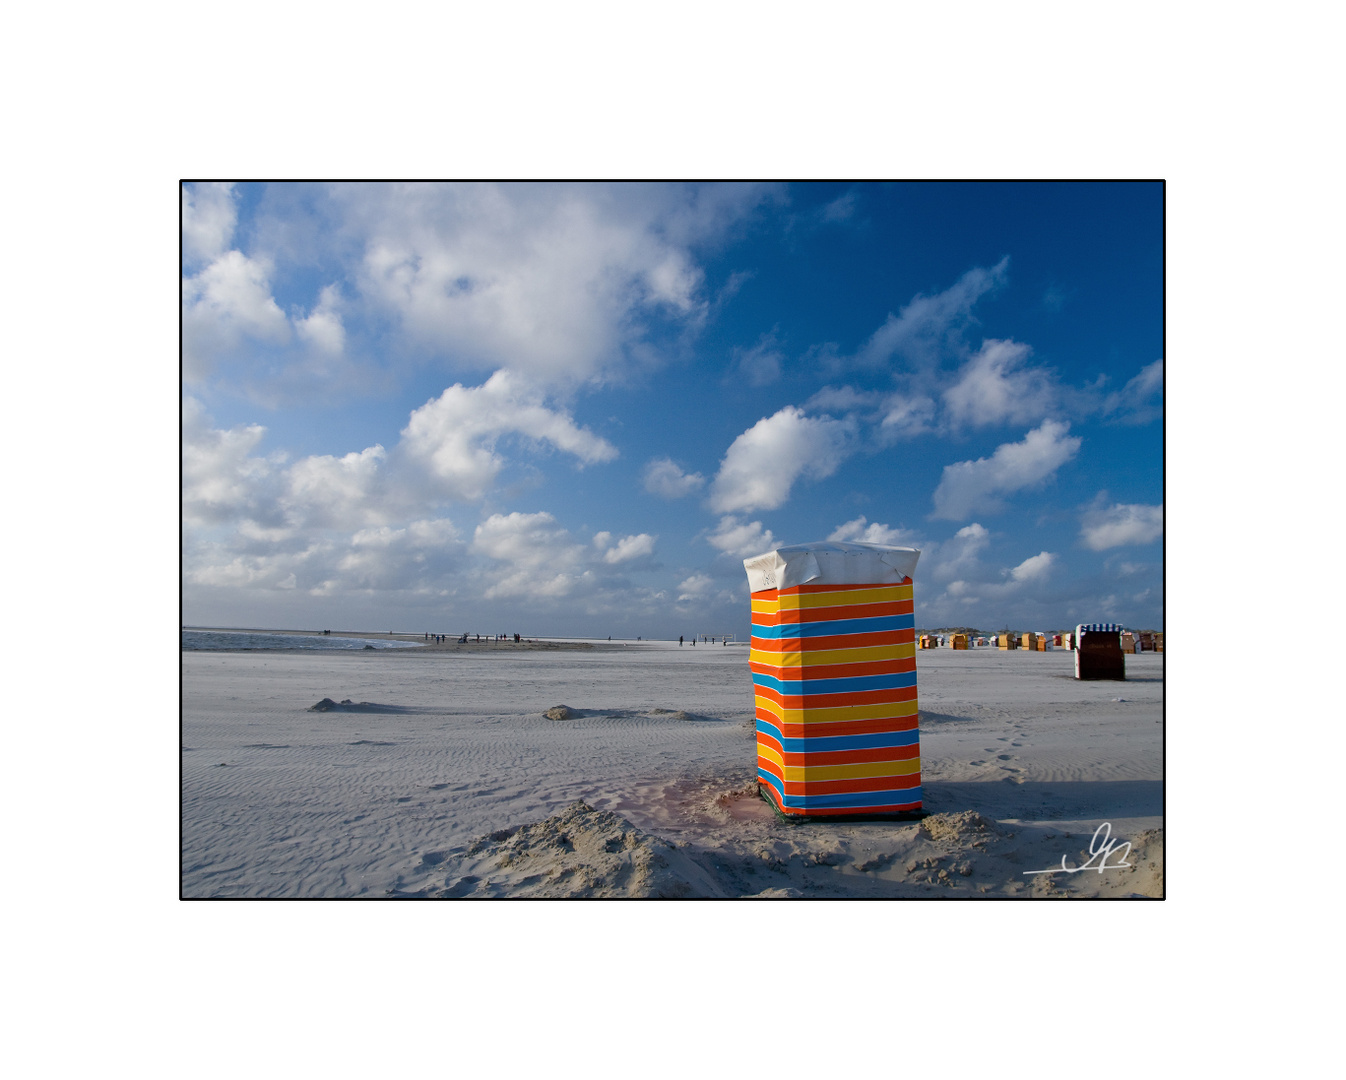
top-left (182, 181), bottom-right (1162, 638)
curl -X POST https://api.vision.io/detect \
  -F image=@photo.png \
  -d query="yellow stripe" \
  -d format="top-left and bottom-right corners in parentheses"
top-left (776, 585), bottom-right (912, 610)
top-left (757, 743), bottom-right (785, 770)
top-left (751, 643), bottom-right (914, 667)
top-left (752, 585), bottom-right (913, 613)
top-left (782, 758), bottom-right (922, 782)
top-left (755, 697), bottom-right (919, 724)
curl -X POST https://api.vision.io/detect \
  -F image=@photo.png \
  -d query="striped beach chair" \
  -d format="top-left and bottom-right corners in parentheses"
top-left (744, 542), bottom-right (921, 818)
top-left (1075, 622), bottom-right (1125, 680)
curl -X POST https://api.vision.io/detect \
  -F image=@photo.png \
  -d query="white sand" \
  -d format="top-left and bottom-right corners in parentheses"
top-left (182, 642), bottom-right (1163, 897)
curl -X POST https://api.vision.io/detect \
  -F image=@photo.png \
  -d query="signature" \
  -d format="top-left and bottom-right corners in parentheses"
top-left (1023, 822), bottom-right (1131, 875)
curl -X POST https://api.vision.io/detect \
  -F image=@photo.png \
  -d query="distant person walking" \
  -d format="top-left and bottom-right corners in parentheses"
top-left (679, 635), bottom-right (684, 646)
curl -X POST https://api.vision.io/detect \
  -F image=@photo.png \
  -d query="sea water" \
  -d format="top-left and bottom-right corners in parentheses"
top-left (181, 629), bottom-right (426, 651)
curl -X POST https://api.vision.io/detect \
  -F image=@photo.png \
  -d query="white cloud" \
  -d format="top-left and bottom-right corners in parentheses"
top-left (182, 250), bottom-right (291, 380)
top-left (955, 522), bottom-right (990, 544)
top-left (181, 183), bottom-right (776, 404)
top-left (338, 182), bottom-right (773, 385)
top-left (707, 516), bottom-right (777, 557)
top-left (602, 533), bottom-right (657, 564)
top-left (943, 339), bottom-right (1056, 428)
top-left (803, 385), bottom-right (936, 442)
top-left (470, 512), bottom-right (658, 600)
top-left (828, 516), bottom-right (916, 546)
top-left (296, 284), bottom-right (346, 355)
top-left (1009, 551), bottom-right (1055, 583)
top-left (471, 511), bottom-right (589, 599)
top-left (401, 370), bottom-right (617, 501)
top-left (730, 330), bottom-right (784, 387)
top-left (283, 444), bottom-right (388, 529)
top-left (676, 572), bottom-right (715, 601)
top-left (924, 522), bottom-right (991, 582)
top-left (1100, 359), bottom-right (1164, 424)
top-left (944, 550), bottom-right (1056, 603)
top-left (805, 385), bottom-right (878, 414)
top-left (181, 182), bottom-right (238, 265)
top-left (709, 406), bottom-right (854, 513)
top-left (186, 517), bottom-right (467, 599)
top-left (1080, 499), bottom-right (1164, 550)
top-left (183, 388), bottom-right (641, 611)
top-left (931, 420), bottom-right (1082, 520)
top-left (642, 457), bottom-right (705, 498)
top-left (853, 258), bottom-right (1008, 370)
top-left (878, 393), bottom-right (938, 439)
top-left (181, 397), bottom-right (281, 528)
top-left (819, 191), bottom-right (859, 223)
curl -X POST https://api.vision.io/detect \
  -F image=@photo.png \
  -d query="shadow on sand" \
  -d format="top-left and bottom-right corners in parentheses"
top-left (923, 779), bottom-right (1162, 822)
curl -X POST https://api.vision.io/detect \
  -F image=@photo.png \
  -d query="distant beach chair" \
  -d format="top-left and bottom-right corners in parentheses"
top-left (1075, 623), bottom-right (1125, 680)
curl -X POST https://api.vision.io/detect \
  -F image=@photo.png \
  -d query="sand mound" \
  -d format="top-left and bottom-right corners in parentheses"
top-left (1122, 827), bottom-right (1164, 897)
top-left (647, 708), bottom-right (691, 721)
top-left (920, 810), bottom-right (1001, 845)
top-left (543, 705), bottom-right (707, 722)
top-left (308, 698), bottom-right (406, 713)
top-left (437, 801), bottom-right (728, 898)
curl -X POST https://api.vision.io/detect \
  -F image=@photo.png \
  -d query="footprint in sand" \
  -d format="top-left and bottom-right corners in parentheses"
top-left (996, 754), bottom-right (1014, 760)
top-left (969, 760), bottom-right (987, 766)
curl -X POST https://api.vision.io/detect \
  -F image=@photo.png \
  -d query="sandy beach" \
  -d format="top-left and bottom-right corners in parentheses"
top-left (182, 639), bottom-right (1162, 898)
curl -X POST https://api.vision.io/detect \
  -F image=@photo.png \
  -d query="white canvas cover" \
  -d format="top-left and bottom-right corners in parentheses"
top-left (742, 541), bottom-right (921, 594)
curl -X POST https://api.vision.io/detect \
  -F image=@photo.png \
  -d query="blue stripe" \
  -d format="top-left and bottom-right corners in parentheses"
top-left (756, 718), bottom-right (920, 754)
top-left (752, 670), bottom-right (917, 696)
top-left (756, 769), bottom-right (922, 809)
top-left (750, 614), bottom-right (914, 639)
